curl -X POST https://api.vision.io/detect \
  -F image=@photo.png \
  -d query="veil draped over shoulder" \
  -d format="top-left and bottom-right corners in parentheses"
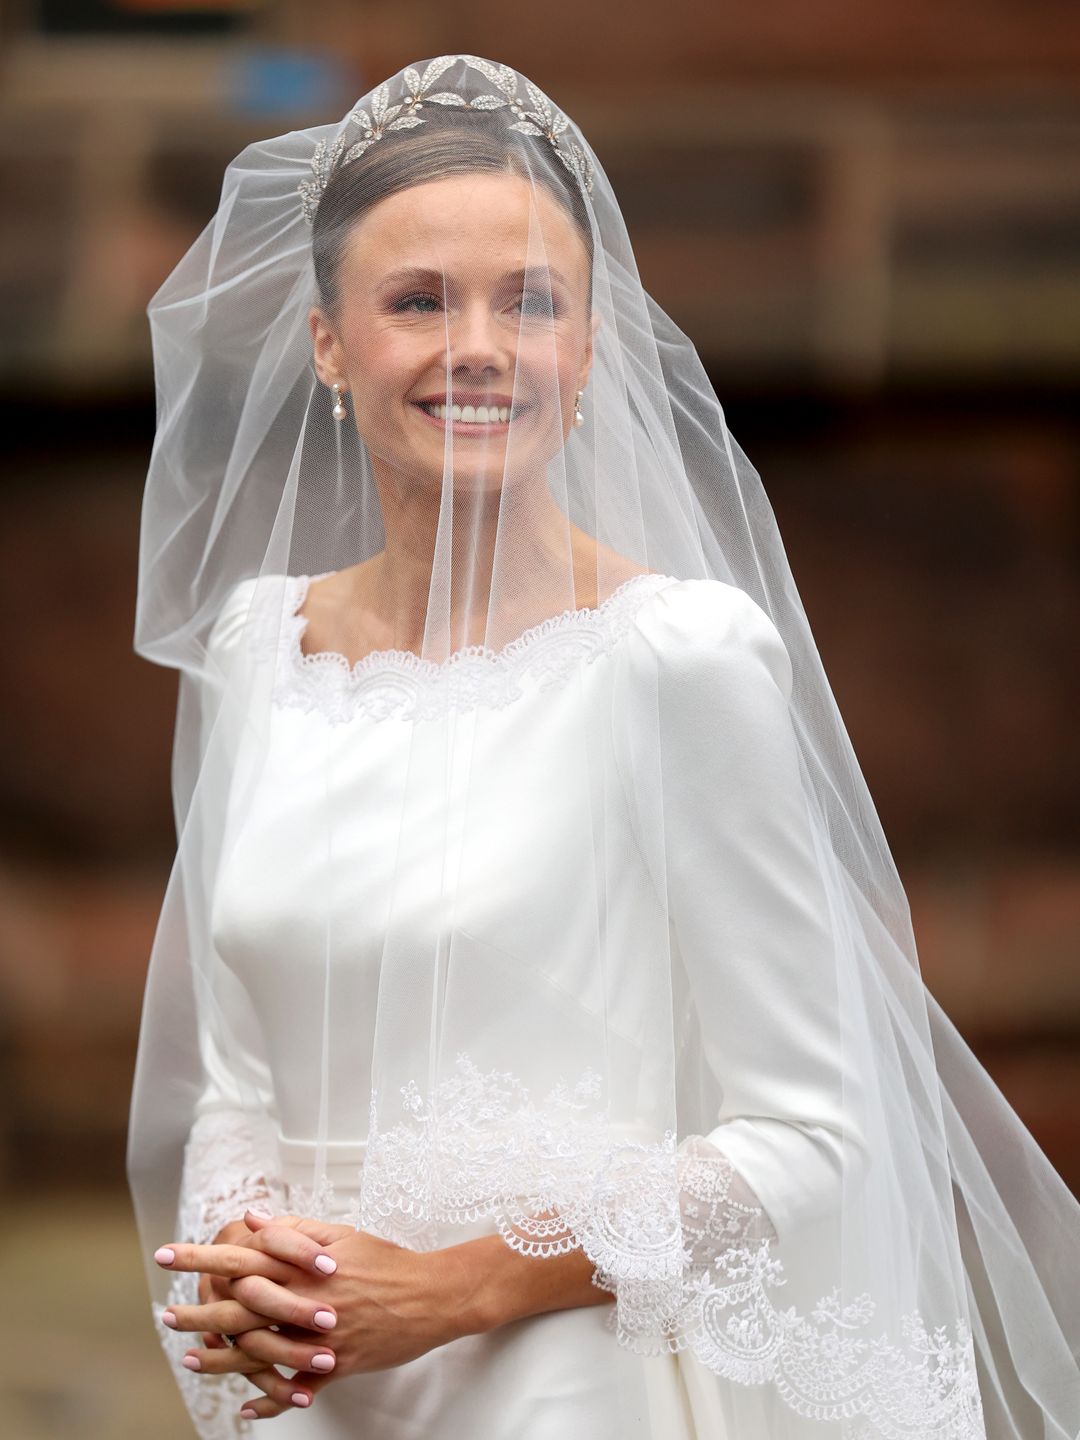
top-left (129, 55), bottom-right (1079, 1439)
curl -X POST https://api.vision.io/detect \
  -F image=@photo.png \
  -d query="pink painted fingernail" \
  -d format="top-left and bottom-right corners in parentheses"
top-left (154, 1247), bottom-right (175, 1265)
top-left (182, 1355), bottom-right (201, 1371)
top-left (291, 1393), bottom-right (311, 1407)
top-left (314, 1254), bottom-right (337, 1275)
top-left (240, 1408), bottom-right (258, 1420)
top-left (313, 1310), bottom-right (336, 1329)
top-left (310, 1353), bottom-right (335, 1372)
top-left (161, 1310), bottom-right (178, 1328)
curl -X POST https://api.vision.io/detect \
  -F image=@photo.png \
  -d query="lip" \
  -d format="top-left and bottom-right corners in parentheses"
top-left (412, 397), bottom-right (527, 436)
top-left (414, 394), bottom-right (517, 407)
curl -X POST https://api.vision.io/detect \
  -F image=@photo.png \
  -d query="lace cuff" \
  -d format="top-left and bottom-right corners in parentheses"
top-left (153, 1108), bottom-right (287, 1440)
top-left (584, 1131), bottom-right (776, 1348)
top-left (175, 1107), bottom-right (287, 1249)
top-left (358, 1055), bottom-right (981, 1438)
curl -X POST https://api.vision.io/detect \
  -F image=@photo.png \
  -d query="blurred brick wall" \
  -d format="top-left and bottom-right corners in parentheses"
top-left (0, 2), bottom-right (1077, 1202)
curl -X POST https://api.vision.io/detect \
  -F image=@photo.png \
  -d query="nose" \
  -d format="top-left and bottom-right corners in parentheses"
top-left (447, 300), bottom-right (508, 378)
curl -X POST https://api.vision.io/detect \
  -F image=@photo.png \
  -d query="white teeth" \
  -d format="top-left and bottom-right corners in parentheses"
top-left (421, 403), bottom-right (514, 424)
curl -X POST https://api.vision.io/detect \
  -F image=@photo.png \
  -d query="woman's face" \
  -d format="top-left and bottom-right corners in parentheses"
top-left (310, 170), bottom-right (594, 495)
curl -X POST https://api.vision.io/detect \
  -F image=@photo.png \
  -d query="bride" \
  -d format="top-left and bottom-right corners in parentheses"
top-left (129, 55), bottom-right (1080, 1438)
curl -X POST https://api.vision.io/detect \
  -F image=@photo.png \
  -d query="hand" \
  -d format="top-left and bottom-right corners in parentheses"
top-left (197, 1218), bottom-right (257, 1334)
top-left (157, 1209), bottom-right (466, 1421)
top-left (227, 1212), bottom-right (465, 1419)
top-left (156, 1211), bottom-right (350, 1417)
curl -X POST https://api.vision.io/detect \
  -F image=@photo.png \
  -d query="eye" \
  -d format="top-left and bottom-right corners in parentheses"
top-left (393, 292), bottom-right (442, 314)
top-left (515, 289), bottom-right (558, 318)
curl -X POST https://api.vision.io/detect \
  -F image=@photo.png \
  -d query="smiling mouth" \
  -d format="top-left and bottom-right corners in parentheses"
top-left (415, 401), bottom-right (524, 426)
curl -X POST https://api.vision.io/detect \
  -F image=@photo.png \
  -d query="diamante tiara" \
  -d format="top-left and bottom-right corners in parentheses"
top-left (298, 55), bottom-right (594, 224)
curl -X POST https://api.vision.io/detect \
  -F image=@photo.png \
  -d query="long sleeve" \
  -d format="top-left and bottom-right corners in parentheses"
top-left (616, 577), bottom-right (864, 1246)
top-left (177, 1031), bottom-right (286, 1250)
top-left (154, 578), bottom-right (286, 1438)
top-left (179, 574), bottom-right (285, 1248)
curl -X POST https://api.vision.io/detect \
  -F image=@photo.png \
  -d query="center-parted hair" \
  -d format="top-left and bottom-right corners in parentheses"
top-left (311, 108), bottom-right (595, 319)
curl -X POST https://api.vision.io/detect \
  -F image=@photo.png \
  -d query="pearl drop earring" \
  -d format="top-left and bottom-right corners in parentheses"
top-left (573, 390), bottom-right (585, 427)
top-left (331, 382), bottom-right (347, 422)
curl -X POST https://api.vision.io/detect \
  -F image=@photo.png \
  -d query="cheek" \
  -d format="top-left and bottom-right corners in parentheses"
top-left (346, 331), bottom-right (425, 418)
top-left (515, 327), bottom-right (587, 403)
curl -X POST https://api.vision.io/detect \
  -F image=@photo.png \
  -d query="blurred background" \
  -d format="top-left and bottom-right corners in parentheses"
top-left (0, 2), bottom-right (1077, 1435)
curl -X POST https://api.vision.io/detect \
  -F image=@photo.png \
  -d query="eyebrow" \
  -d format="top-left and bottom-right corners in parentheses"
top-left (375, 264), bottom-right (573, 293)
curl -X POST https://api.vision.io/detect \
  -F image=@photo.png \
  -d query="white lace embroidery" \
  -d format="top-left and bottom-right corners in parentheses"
top-left (264, 570), bottom-right (676, 724)
top-left (159, 1061), bottom-right (984, 1440)
top-left (154, 1109), bottom-right (286, 1439)
top-left (357, 1056), bottom-right (985, 1440)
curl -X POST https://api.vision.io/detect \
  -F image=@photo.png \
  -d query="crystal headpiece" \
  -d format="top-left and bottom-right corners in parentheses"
top-left (298, 55), bottom-right (594, 225)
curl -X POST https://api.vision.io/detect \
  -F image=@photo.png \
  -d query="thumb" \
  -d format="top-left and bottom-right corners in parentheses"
top-left (244, 1208), bottom-right (345, 1247)
top-left (243, 1209), bottom-right (346, 1270)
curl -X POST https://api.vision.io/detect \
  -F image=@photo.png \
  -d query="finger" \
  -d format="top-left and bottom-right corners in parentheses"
top-left (155, 1242), bottom-right (295, 1284)
top-left (247, 1211), bottom-right (357, 1246)
top-left (200, 1264), bottom-right (251, 1342)
top-left (180, 1345), bottom-right (266, 1378)
top-left (228, 1274), bottom-right (337, 1333)
top-left (162, 1297), bottom-right (265, 1336)
top-left (239, 1217), bottom-right (338, 1276)
top-left (243, 1209), bottom-right (300, 1230)
top-left (202, 1320), bottom-right (284, 1348)
top-left (234, 1326), bottom-right (336, 1376)
top-left (237, 1366), bottom-right (325, 1417)
top-left (199, 1272), bottom-right (233, 1309)
top-left (197, 1281), bottom-right (238, 1348)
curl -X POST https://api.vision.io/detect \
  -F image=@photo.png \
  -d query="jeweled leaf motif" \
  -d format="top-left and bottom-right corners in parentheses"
top-left (370, 84), bottom-right (389, 126)
top-left (300, 54), bottom-right (595, 225)
top-left (419, 55), bottom-right (457, 90)
top-left (525, 80), bottom-right (554, 122)
top-left (462, 55), bottom-right (517, 98)
top-left (342, 139), bottom-right (375, 164)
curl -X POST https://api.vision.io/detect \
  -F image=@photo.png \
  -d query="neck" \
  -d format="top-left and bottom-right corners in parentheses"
top-left (365, 457), bottom-right (586, 653)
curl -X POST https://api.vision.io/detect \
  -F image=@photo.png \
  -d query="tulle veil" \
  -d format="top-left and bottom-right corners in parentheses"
top-left (128, 55), bottom-right (1080, 1438)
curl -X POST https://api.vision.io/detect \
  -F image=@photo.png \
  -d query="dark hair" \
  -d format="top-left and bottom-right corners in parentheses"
top-left (311, 107), bottom-right (594, 318)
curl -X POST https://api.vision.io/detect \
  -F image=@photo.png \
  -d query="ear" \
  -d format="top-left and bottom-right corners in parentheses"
top-left (309, 305), bottom-right (345, 388)
top-left (577, 310), bottom-right (599, 393)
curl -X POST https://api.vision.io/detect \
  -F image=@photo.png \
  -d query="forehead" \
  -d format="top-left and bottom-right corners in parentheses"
top-left (341, 171), bottom-right (588, 282)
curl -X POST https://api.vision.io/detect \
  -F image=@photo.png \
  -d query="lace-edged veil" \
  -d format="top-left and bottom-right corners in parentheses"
top-left (129, 55), bottom-right (1080, 1439)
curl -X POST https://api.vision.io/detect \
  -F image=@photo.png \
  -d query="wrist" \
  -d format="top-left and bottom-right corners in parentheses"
top-left (427, 1236), bottom-right (504, 1339)
top-left (433, 1232), bottom-right (610, 1337)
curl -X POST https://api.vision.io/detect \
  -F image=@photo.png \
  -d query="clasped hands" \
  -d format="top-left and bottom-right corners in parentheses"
top-left (154, 1209), bottom-right (466, 1422)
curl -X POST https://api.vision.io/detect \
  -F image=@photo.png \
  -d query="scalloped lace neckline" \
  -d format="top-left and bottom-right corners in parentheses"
top-left (271, 570), bottom-right (678, 724)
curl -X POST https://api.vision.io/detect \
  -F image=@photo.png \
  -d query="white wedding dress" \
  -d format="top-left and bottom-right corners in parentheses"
top-left (158, 569), bottom-right (855, 1440)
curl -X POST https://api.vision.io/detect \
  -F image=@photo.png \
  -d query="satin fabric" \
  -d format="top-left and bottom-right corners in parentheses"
top-left (180, 569), bottom-right (844, 1436)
